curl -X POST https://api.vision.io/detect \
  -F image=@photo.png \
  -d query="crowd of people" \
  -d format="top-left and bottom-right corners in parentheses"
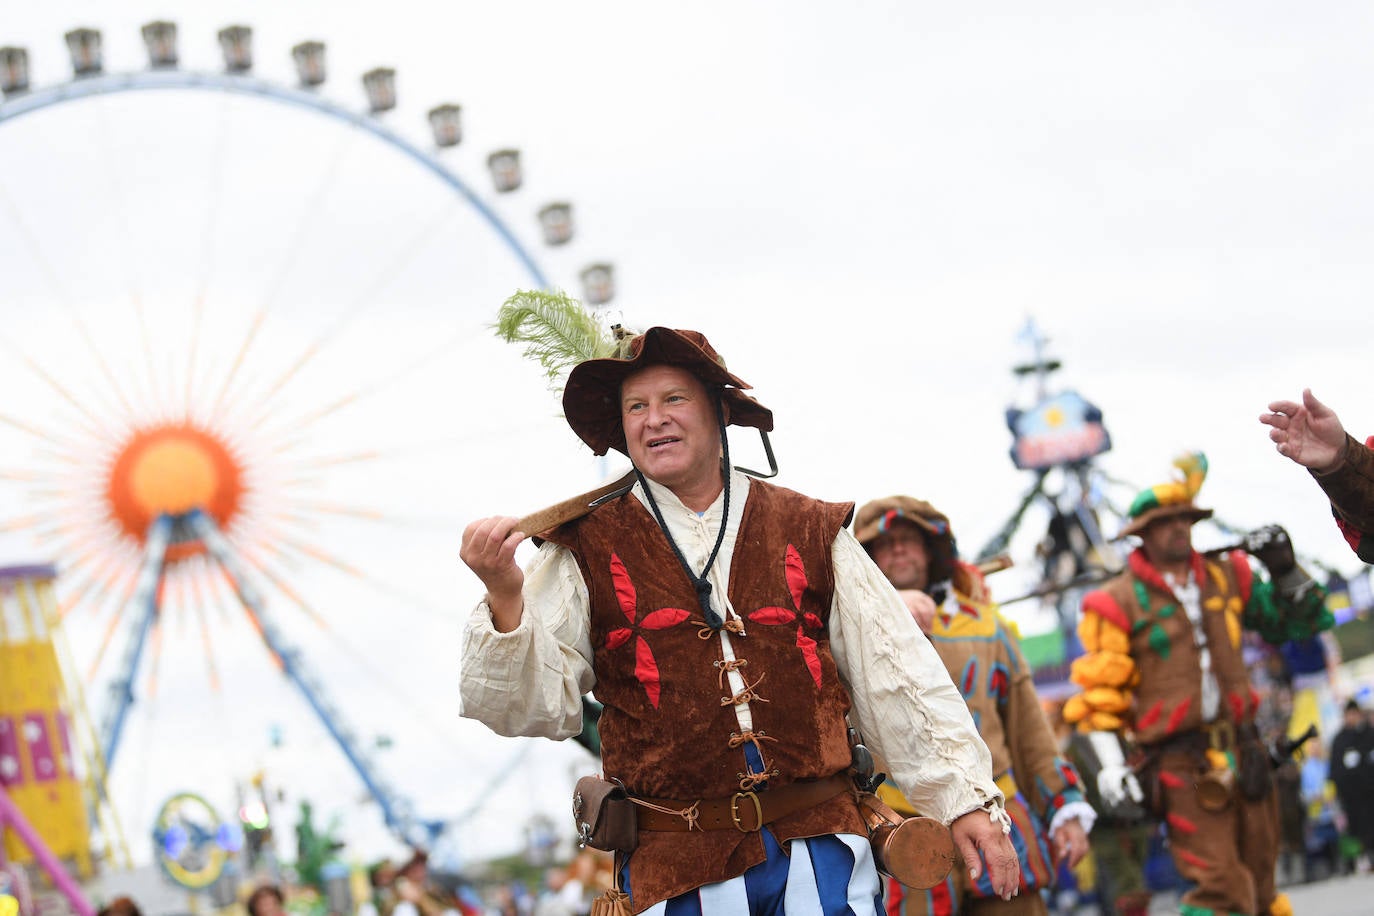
top-left (454, 321), bottom-right (1371, 916)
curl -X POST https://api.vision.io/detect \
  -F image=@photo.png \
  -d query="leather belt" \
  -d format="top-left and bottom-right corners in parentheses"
top-left (634, 773), bottom-right (853, 832)
top-left (1152, 720), bottom-right (1259, 755)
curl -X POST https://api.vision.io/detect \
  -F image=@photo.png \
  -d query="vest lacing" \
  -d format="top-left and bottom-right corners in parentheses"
top-left (720, 671), bottom-right (769, 707)
top-left (714, 657), bottom-right (748, 688)
top-left (697, 616), bottom-right (745, 639)
top-left (737, 766), bottom-right (780, 791)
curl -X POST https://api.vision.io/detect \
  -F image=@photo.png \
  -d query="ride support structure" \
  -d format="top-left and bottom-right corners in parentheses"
top-left (98, 510), bottom-right (442, 851)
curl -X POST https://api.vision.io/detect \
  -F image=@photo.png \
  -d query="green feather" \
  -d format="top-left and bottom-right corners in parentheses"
top-left (492, 289), bottom-right (619, 390)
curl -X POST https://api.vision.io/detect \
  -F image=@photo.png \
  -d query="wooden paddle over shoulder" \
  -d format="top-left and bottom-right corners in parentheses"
top-left (515, 471), bottom-right (637, 538)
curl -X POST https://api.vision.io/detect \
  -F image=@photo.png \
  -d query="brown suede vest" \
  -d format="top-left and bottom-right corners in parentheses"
top-left (545, 479), bottom-right (867, 911)
top-left (1098, 549), bottom-right (1258, 747)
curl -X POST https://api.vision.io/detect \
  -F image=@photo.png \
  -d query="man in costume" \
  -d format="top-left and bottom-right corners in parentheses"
top-left (459, 327), bottom-right (1019, 915)
top-left (1260, 388), bottom-right (1374, 562)
top-left (1062, 453), bottom-right (1333, 916)
top-left (1329, 698), bottom-right (1374, 873)
top-left (854, 496), bottom-right (1094, 915)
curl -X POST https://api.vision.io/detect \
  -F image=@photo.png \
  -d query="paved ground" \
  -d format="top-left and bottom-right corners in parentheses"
top-left (1133, 871), bottom-right (1374, 914)
top-left (1275, 870), bottom-right (1374, 915)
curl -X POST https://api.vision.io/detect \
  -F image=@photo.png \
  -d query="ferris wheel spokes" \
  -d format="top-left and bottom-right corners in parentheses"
top-left (185, 509), bottom-right (440, 850)
top-left (96, 515), bottom-right (173, 772)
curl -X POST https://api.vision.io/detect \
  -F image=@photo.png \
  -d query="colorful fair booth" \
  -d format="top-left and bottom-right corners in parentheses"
top-left (0, 565), bottom-right (95, 916)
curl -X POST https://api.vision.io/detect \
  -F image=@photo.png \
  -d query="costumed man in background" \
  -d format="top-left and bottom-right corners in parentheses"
top-left (1260, 388), bottom-right (1374, 562)
top-left (1329, 698), bottom-right (1374, 873)
top-left (1062, 453), bottom-right (1333, 916)
top-left (459, 325), bottom-right (1019, 915)
top-left (854, 496), bottom-right (1094, 916)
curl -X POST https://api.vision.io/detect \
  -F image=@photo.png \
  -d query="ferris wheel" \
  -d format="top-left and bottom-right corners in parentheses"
top-left (0, 19), bottom-right (615, 862)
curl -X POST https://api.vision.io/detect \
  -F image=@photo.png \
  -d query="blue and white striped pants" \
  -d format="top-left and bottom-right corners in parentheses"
top-left (628, 829), bottom-right (883, 915)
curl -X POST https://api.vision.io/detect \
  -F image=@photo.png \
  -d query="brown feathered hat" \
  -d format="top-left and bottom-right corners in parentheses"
top-left (561, 327), bottom-right (773, 456)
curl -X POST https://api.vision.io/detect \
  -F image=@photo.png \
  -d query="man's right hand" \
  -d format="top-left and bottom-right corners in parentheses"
top-left (1261, 388), bottom-right (1348, 472)
top-left (460, 516), bottom-right (526, 631)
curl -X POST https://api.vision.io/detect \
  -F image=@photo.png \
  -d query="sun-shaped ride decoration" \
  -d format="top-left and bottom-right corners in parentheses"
top-left (106, 423), bottom-right (245, 563)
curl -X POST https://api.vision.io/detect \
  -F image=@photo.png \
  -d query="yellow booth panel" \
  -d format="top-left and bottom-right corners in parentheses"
top-left (0, 642), bottom-right (90, 864)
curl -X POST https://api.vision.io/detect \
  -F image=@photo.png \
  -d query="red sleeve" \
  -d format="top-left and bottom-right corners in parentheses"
top-left (1081, 589), bottom-right (1130, 633)
top-left (1228, 549), bottom-right (1253, 603)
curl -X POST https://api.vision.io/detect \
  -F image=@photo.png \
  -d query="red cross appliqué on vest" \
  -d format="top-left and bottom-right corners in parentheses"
top-left (746, 545), bottom-right (825, 687)
top-left (604, 553), bottom-right (693, 708)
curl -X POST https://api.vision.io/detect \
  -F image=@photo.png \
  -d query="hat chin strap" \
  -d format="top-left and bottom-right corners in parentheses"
top-left (733, 428), bottom-right (778, 479)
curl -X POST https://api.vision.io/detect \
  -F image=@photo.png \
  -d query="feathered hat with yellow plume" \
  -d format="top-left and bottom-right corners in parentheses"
top-left (1118, 451), bottom-right (1214, 539)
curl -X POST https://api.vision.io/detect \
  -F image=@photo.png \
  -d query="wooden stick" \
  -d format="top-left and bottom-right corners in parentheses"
top-left (976, 554), bottom-right (1014, 577)
top-left (515, 471), bottom-right (637, 537)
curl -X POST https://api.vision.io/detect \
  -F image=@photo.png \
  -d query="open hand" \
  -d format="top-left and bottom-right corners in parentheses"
top-left (1261, 389), bottom-right (1347, 472)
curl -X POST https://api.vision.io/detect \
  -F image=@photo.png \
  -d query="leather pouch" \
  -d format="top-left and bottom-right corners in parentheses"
top-left (573, 775), bottom-right (638, 853)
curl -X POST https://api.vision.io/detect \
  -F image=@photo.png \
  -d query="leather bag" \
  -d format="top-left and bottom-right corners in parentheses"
top-left (573, 775), bottom-right (638, 853)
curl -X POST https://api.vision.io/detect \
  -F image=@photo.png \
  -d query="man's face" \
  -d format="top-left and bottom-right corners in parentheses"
top-left (1139, 513), bottom-right (1194, 566)
top-left (621, 364), bottom-right (722, 496)
top-left (870, 520), bottom-right (932, 591)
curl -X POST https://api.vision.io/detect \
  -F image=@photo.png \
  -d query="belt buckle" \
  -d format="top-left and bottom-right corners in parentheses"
top-left (1207, 720), bottom-right (1235, 751)
top-left (730, 791), bottom-right (763, 832)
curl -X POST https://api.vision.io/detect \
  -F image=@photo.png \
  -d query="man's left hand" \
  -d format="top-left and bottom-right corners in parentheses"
top-left (1051, 817), bottom-right (1089, 870)
top-left (950, 808), bottom-right (1020, 900)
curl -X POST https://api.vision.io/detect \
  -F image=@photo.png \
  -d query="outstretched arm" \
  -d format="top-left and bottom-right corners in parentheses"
top-left (1260, 388), bottom-right (1347, 472)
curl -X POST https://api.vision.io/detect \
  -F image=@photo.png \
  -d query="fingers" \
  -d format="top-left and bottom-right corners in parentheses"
top-left (1302, 388), bottom-right (1329, 415)
top-left (961, 829), bottom-right (1019, 899)
top-left (985, 842), bottom-right (1021, 899)
top-left (460, 516), bottom-right (526, 579)
top-left (1052, 832), bottom-right (1069, 869)
top-left (1068, 834), bottom-right (1089, 868)
top-left (1266, 398), bottom-right (1302, 417)
top-left (953, 834), bottom-right (982, 881)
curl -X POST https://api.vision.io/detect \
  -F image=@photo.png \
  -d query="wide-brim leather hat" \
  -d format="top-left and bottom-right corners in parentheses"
top-left (562, 326), bottom-right (773, 456)
top-left (853, 495), bottom-right (958, 586)
top-left (1117, 450), bottom-right (1213, 539)
top-left (1117, 502), bottom-right (1213, 540)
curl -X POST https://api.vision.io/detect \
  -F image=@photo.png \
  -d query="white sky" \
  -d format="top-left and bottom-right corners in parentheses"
top-left (1, 0), bottom-right (1372, 881)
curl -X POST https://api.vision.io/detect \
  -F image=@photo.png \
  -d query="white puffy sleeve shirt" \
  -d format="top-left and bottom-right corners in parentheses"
top-left (460, 471), bottom-right (1003, 826)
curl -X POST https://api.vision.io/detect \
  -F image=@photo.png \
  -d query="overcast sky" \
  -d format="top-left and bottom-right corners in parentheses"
top-left (1, 0), bottom-right (1372, 877)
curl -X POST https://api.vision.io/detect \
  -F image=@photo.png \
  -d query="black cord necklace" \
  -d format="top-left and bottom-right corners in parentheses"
top-left (633, 396), bottom-right (732, 630)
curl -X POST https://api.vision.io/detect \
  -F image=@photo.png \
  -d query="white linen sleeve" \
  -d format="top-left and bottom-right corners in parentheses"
top-left (459, 541), bottom-right (596, 740)
top-left (828, 529), bottom-right (1004, 825)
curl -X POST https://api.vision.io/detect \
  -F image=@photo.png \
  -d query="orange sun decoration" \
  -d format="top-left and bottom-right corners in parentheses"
top-left (105, 423), bottom-right (245, 562)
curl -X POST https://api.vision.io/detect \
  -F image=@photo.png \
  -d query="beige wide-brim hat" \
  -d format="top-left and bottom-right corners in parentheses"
top-left (853, 495), bottom-right (958, 585)
top-left (561, 326), bottom-right (773, 456)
